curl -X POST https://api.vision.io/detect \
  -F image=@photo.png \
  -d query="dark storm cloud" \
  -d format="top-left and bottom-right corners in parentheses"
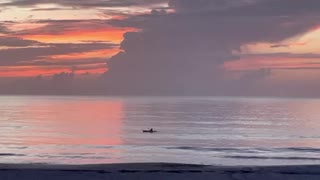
top-left (112, 14), bottom-right (318, 46)
top-left (169, 0), bottom-right (320, 16)
top-left (229, 0), bottom-right (320, 16)
top-left (102, 0), bottom-right (320, 95)
top-left (168, 0), bottom-right (256, 13)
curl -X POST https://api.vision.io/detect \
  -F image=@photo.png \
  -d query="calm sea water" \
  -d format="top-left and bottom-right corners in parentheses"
top-left (0, 96), bottom-right (320, 166)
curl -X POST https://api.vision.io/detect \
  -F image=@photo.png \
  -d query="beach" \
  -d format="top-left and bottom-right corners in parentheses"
top-left (0, 163), bottom-right (320, 180)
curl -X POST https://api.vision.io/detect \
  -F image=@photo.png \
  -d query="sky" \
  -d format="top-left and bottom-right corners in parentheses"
top-left (1, 0), bottom-right (320, 96)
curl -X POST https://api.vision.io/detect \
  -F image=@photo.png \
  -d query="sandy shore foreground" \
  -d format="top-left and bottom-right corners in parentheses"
top-left (0, 163), bottom-right (320, 180)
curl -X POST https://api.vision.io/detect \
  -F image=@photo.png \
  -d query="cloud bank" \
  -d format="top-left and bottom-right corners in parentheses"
top-left (102, 0), bottom-right (320, 96)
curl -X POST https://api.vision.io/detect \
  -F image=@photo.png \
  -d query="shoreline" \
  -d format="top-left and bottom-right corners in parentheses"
top-left (0, 163), bottom-right (320, 180)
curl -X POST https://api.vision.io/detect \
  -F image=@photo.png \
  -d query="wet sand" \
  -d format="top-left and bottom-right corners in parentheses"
top-left (0, 163), bottom-right (320, 180)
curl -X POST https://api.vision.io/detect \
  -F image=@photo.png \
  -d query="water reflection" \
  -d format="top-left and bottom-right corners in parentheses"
top-left (21, 97), bottom-right (124, 145)
top-left (0, 96), bottom-right (126, 164)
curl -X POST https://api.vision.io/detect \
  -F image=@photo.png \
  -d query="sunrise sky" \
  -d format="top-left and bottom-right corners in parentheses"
top-left (1, 0), bottom-right (320, 96)
top-left (0, 1), bottom-right (157, 77)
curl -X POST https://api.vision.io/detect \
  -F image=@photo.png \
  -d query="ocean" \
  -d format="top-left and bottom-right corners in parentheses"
top-left (0, 96), bottom-right (320, 166)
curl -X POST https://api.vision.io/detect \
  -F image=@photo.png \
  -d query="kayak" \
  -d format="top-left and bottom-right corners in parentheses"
top-left (142, 130), bottom-right (157, 133)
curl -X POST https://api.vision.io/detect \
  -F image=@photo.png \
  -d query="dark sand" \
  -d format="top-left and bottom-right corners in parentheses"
top-left (0, 163), bottom-right (320, 180)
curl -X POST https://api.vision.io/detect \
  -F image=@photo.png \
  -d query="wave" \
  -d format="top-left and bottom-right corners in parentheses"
top-left (166, 146), bottom-right (271, 153)
top-left (0, 153), bottom-right (25, 157)
top-left (224, 155), bottom-right (320, 160)
top-left (283, 147), bottom-right (320, 153)
top-left (89, 145), bottom-right (112, 149)
top-left (166, 146), bottom-right (320, 153)
top-left (6, 146), bottom-right (28, 149)
top-left (166, 146), bottom-right (241, 152)
top-left (299, 136), bottom-right (320, 139)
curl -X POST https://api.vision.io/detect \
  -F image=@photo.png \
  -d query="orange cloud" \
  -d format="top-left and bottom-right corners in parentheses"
top-left (0, 67), bottom-right (69, 77)
top-left (21, 27), bottom-right (137, 44)
top-left (0, 64), bottom-right (106, 77)
top-left (1, 26), bottom-right (134, 78)
top-left (49, 48), bottom-right (119, 60)
top-left (224, 56), bottom-right (320, 71)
